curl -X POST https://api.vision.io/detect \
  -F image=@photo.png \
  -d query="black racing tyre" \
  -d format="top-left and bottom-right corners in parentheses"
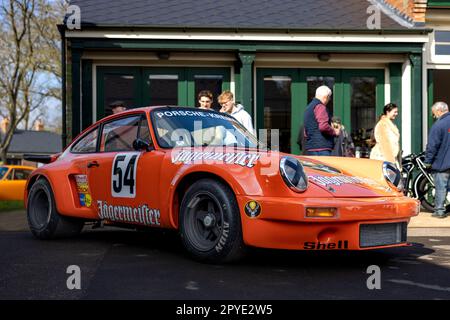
top-left (27, 179), bottom-right (84, 239)
top-left (179, 178), bottom-right (245, 263)
top-left (416, 174), bottom-right (450, 213)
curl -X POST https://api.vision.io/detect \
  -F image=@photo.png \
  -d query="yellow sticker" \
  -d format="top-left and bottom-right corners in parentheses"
top-left (244, 200), bottom-right (261, 218)
top-left (84, 194), bottom-right (92, 207)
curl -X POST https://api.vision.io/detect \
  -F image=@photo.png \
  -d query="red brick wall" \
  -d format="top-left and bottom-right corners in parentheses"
top-left (384, 0), bottom-right (427, 22)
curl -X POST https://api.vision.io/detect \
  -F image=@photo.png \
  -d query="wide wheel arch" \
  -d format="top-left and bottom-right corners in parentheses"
top-left (170, 171), bottom-right (241, 230)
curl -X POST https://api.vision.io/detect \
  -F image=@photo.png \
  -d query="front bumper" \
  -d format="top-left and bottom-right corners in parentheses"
top-left (237, 195), bottom-right (419, 250)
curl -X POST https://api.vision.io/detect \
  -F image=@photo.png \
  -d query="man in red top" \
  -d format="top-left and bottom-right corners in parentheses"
top-left (303, 85), bottom-right (340, 156)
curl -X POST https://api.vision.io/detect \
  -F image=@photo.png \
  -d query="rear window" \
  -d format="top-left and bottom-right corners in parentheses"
top-left (71, 128), bottom-right (99, 153)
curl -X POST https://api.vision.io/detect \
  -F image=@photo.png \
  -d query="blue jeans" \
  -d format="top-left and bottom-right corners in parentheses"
top-left (305, 150), bottom-right (332, 156)
top-left (433, 171), bottom-right (450, 216)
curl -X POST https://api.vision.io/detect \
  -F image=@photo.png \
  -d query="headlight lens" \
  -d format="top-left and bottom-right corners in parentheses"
top-left (383, 161), bottom-right (402, 190)
top-left (280, 157), bottom-right (308, 192)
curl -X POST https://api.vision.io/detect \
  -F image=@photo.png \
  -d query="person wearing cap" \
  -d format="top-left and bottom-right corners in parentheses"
top-left (110, 101), bottom-right (127, 114)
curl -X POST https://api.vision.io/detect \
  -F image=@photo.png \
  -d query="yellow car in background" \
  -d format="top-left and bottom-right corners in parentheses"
top-left (0, 165), bottom-right (35, 201)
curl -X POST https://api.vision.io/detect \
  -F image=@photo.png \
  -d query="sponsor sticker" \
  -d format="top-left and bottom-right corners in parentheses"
top-left (155, 110), bottom-right (231, 122)
top-left (244, 200), bottom-right (261, 218)
top-left (97, 200), bottom-right (160, 226)
top-left (171, 150), bottom-right (260, 168)
top-left (75, 175), bottom-right (92, 207)
top-left (309, 175), bottom-right (378, 187)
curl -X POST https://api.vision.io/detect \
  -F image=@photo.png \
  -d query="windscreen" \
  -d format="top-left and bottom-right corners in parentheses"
top-left (151, 108), bottom-right (258, 149)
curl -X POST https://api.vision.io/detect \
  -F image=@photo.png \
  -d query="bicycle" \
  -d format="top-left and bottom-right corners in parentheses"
top-left (402, 151), bottom-right (450, 212)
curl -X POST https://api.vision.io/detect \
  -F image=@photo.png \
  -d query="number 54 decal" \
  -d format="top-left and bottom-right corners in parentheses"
top-left (111, 153), bottom-right (140, 198)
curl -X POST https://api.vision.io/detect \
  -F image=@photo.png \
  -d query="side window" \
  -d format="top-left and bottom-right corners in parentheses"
top-left (71, 128), bottom-right (99, 153)
top-left (138, 116), bottom-right (153, 146)
top-left (14, 169), bottom-right (32, 180)
top-left (6, 170), bottom-right (13, 180)
top-left (101, 115), bottom-right (141, 152)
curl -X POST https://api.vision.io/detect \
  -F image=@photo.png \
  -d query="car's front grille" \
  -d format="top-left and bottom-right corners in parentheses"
top-left (360, 222), bottom-right (407, 248)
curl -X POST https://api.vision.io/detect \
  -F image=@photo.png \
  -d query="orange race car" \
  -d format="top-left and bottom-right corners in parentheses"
top-left (25, 106), bottom-right (420, 262)
top-left (0, 165), bottom-right (34, 201)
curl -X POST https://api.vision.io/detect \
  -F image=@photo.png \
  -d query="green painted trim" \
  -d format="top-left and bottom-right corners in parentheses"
top-left (238, 53), bottom-right (255, 116)
top-left (71, 49), bottom-right (82, 138)
top-left (410, 54), bottom-right (423, 154)
top-left (66, 52), bottom-right (73, 143)
top-left (71, 39), bottom-right (425, 54)
top-left (427, 69), bottom-right (435, 130)
top-left (389, 63), bottom-right (402, 147)
top-left (428, 1), bottom-right (450, 7)
top-left (81, 59), bottom-right (93, 130)
top-left (234, 60), bottom-right (242, 104)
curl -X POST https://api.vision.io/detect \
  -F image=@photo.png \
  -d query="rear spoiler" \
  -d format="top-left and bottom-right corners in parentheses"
top-left (24, 153), bottom-right (61, 164)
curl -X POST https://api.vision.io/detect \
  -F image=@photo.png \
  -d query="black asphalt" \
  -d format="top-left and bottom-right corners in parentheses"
top-left (1, 210), bottom-right (450, 300)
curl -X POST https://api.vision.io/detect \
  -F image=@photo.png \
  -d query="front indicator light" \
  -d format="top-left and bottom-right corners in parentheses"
top-left (306, 207), bottom-right (338, 218)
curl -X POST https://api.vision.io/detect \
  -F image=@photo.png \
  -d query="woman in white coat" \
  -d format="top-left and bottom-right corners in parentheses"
top-left (370, 103), bottom-right (401, 169)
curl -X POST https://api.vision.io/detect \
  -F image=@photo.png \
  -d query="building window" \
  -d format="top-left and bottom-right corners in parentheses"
top-left (147, 75), bottom-right (178, 106)
top-left (435, 30), bottom-right (450, 56)
top-left (103, 74), bottom-right (135, 116)
top-left (194, 75), bottom-right (224, 111)
top-left (307, 76), bottom-right (335, 114)
top-left (350, 77), bottom-right (377, 158)
top-left (263, 75), bottom-right (292, 153)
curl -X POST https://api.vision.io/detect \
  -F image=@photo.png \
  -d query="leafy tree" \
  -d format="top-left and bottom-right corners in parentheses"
top-left (0, 0), bottom-right (65, 163)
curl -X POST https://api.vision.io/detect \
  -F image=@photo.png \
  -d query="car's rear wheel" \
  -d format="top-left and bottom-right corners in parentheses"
top-left (179, 179), bottom-right (245, 263)
top-left (27, 179), bottom-right (84, 239)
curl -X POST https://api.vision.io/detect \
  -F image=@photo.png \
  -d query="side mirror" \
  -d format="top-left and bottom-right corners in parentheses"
top-left (133, 138), bottom-right (153, 152)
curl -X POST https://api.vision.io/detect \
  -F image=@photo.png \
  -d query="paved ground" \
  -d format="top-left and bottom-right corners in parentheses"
top-left (1, 210), bottom-right (450, 300)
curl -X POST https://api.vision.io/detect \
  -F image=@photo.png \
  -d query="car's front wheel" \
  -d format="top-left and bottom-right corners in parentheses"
top-left (179, 179), bottom-right (245, 263)
top-left (27, 179), bottom-right (84, 239)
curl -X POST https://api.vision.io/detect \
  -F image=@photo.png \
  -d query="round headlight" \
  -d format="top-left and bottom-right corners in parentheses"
top-left (280, 157), bottom-right (308, 192)
top-left (383, 161), bottom-right (402, 189)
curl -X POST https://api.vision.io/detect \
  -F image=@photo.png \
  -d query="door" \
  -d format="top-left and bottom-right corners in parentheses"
top-left (256, 69), bottom-right (300, 154)
top-left (299, 69), bottom-right (342, 155)
top-left (87, 114), bottom-right (164, 227)
top-left (0, 168), bottom-right (32, 201)
top-left (256, 68), bottom-right (385, 156)
top-left (342, 70), bottom-right (384, 157)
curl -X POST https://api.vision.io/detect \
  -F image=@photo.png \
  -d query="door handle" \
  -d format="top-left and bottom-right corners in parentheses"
top-left (87, 161), bottom-right (100, 168)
